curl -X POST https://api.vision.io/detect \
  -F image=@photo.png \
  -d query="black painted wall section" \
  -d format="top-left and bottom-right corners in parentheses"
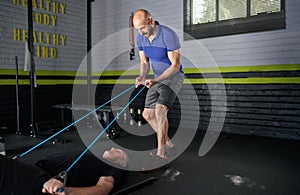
top-left (0, 85), bottom-right (73, 134)
top-left (94, 83), bottom-right (300, 140)
top-left (1, 83), bottom-right (300, 140)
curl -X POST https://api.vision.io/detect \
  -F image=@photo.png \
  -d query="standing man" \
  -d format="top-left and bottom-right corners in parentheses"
top-left (133, 9), bottom-right (184, 160)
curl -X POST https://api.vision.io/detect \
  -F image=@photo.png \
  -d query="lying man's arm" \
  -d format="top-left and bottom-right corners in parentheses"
top-left (42, 176), bottom-right (114, 195)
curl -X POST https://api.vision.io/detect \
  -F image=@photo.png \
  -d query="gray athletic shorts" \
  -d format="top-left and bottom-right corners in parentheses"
top-left (145, 76), bottom-right (184, 109)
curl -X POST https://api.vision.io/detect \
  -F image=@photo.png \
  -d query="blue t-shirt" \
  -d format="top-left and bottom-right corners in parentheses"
top-left (137, 21), bottom-right (184, 78)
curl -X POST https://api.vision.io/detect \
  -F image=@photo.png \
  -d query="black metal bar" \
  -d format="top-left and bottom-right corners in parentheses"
top-left (15, 56), bottom-right (21, 135)
top-left (247, 0), bottom-right (251, 17)
top-left (216, 0), bottom-right (219, 22)
top-left (27, 0), bottom-right (37, 137)
top-left (87, 0), bottom-right (94, 105)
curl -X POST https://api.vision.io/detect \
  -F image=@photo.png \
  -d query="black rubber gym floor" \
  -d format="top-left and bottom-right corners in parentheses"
top-left (2, 129), bottom-right (300, 195)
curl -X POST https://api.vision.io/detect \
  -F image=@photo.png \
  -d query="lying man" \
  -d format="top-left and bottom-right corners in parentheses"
top-left (0, 147), bottom-right (128, 195)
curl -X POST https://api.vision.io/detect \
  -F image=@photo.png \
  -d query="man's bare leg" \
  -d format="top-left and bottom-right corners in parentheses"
top-left (143, 105), bottom-right (173, 158)
top-left (154, 104), bottom-right (169, 158)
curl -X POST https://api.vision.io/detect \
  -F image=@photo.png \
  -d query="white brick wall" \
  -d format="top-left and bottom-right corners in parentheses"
top-left (2, 0), bottom-right (299, 72)
top-left (0, 0), bottom-right (87, 71)
top-left (92, 0), bottom-right (300, 70)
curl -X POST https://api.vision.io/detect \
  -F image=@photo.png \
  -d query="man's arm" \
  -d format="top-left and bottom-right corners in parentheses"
top-left (42, 176), bottom-right (114, 195)
top-left (145, 49), bottom-right (181, 87)
top-left (136, 50), bottom-right (150, 86)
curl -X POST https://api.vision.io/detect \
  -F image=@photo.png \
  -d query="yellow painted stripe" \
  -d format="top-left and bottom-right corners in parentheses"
top-left (93, 70), bottom-right (140, 76)
top-left (0, 69), bottom-right (142, 77)
top-left (2, 77), bottom-right (300, 85)
top-left (1, 64), bottom-right (300, 76)
top-left (1, 64), bottom-right (300, 85)
top-left (92, 79), bottom-right (136, 85)
top-left (184, 64), bottom-right (300, 74)
top-left (1, 79), bottom-right (83, 85)
top-left (0, 69), bottom-right (77, 76)
top-left (1, 79), bottom-right (136, 85)
top-left (0, 79), bottom-right (30, 85)
top-left (184, 77), bottom-right (300, 84)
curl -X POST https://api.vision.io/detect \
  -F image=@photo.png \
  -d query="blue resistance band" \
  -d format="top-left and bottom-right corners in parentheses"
top-left (65, 85), bottom-right (146, 173)
top-left (17, 84), bottom-right (136, 159)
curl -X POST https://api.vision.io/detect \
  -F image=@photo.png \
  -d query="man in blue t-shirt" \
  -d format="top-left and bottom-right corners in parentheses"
top-left (133, 9), bottom-right (184, 161)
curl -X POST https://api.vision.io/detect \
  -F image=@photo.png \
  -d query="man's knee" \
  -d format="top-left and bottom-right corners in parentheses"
top-left (142, 109), bottom-right (153, 121)
top-left (142, 111), bottom-right (150, 121)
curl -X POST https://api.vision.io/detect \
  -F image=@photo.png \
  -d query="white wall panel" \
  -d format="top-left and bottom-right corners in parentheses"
top-left (0, 0), bottom-right (87, 71)
top-left (92, 0), bottom-right (300, 70)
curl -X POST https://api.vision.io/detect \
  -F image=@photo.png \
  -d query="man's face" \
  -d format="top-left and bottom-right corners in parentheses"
top-left (102, 147), bottom-right (127, 166)
top-left (134, 18), bottom-right (154, 38)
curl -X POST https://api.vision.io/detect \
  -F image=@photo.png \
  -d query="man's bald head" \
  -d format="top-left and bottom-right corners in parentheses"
top-left (133, 9), bottom-right (156, 38)
top-left (133, 9), bottom-right (152, 23)
top-left (133, 9), bottom-right (155, 28)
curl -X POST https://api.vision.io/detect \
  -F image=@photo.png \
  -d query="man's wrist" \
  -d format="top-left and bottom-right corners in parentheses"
top-left (152, 79), bottom-right (158, 83)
